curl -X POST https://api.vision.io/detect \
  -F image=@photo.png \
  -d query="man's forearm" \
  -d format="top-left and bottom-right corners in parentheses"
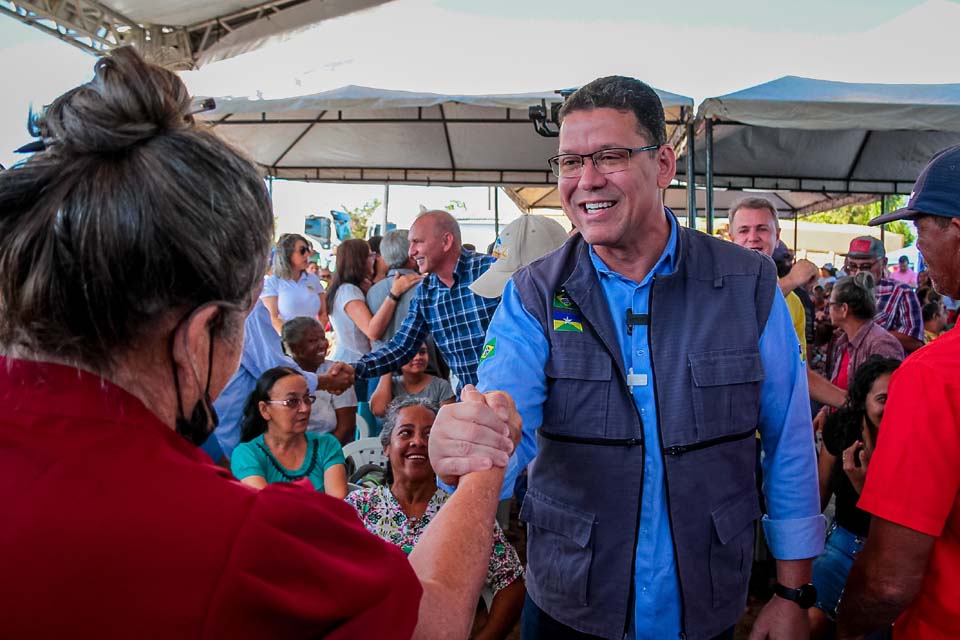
top-left (890, 330), bottom-right (924, 354)
top-left (836, 566), bottom-right (907, 637)
top-left (775, 558), bottom-right (812, 588)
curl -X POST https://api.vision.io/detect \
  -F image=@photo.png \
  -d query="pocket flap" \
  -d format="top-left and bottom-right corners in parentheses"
top-left (545, 350), bottom-right (611, 381)
top-left (520, 489), bottom-right (595, 548)
top-left (689, 349), bottom-right (764, 388)
top-left (711, 492), bottom-right (762, 545)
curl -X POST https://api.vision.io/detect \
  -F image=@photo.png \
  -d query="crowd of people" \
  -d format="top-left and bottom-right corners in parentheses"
top-left (2, 46), bottom-right (958, 640)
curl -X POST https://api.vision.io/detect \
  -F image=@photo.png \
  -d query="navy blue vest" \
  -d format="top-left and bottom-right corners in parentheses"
top-left (513, 222), bottom-right (777, 639)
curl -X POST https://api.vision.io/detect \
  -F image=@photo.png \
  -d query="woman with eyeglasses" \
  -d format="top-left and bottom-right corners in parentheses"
top-left (326, 238), bottom-right (422, 364)
top-left (232, 367), bottom-right (348, 497)
top-left (262, 233), bottom-right (328, 334)
top-left (825, 273), bottom-right (904, 393)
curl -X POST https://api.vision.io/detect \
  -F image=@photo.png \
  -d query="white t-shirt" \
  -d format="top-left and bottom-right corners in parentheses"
top-left (261, 272), bottom-right (324, 322)
top-left (308, 361), bottom-right (358, 435)
top-left (329, 283), bottom-right (371, 363)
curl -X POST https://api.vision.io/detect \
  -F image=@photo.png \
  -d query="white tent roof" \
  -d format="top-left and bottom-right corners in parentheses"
top-left (689, 76), bottom-right (960, 195)
top-left (203, 84), bottom-right (694, 187)
top-left (505, 186), bottom-right (878, 216)
top-left (0, 0), bottom-right (392, 68)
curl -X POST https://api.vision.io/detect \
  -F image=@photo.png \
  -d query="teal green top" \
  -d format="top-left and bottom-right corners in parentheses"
top-left (231, 432), bottom-right (345, 492)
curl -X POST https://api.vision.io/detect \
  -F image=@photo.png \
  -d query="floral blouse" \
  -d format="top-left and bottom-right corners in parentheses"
top-left (345, 485), bottom-right (524, 594)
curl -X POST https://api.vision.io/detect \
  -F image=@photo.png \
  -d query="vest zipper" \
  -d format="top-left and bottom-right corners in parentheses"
top-left (537, 429), bottom-right (643, 447)
top-left (648, 277), bottom-right (688, 640)
top-left (662, 428), bottom-right (756, 457)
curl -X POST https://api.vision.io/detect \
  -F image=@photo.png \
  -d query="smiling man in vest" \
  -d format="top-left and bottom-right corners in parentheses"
top-left (430, 76), bottom-right (824, 640)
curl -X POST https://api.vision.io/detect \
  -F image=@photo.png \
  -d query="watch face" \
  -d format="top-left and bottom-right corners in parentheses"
top-left (797, 584), bottom-right (818, 608)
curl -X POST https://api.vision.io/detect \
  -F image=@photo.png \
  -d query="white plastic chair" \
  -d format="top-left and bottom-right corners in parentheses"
top-left (341, 437), bottom-right (386, 476)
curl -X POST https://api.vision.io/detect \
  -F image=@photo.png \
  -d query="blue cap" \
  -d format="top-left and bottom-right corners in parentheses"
top-left (870, 144), bottom-right (960, 226)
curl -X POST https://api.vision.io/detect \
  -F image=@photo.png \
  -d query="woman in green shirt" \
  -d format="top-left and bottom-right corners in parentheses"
top-left (231, 367), bottom-right (348, 497)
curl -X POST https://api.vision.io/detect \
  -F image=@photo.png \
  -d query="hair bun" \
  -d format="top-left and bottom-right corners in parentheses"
top-left (852, 271), bottom-right (875, 291)
top-left (40, 46), bottom-right (192, 155)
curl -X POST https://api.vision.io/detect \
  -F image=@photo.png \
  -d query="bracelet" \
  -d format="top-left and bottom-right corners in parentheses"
top-left (388, 291), bottom-right (401, 302)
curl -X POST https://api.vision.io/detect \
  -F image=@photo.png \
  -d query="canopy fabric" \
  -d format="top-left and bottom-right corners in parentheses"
top-left (689, 76), bottom-right (960, 195)
top-left (0, 0), bottom-right (393, 68)
top-left (202, 84), bottom-right (694, 186)
top-left (504, 186), bottom-right (877, 216)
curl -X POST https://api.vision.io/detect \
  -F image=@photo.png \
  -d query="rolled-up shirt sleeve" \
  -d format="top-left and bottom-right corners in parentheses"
top-left (475, 281), bottom-right (550, 500)
top-left (758, 290), bottom-right (826, 560)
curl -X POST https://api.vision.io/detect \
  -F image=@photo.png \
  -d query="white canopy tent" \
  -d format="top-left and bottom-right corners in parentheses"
top-left (202, 84), bottom-right (694, 187)
top-left (686, 76), bottom-right (960, 230)
top-left (0, 0), bottom-right (392, 68)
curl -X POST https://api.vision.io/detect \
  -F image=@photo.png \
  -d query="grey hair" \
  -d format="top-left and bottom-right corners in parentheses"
top-left (281, 316), bottom-right (321, 349)
top-left (833, 272), bottom-right (877, 320)
top-left (728, 196), bottom-right (781, 232)
top-left (380, 229), bottom-right (411, 270)
top-left (380, 396), bottom-right (440, 449)
top-left (414, 210), bottom-right (462, 244)
top-left (273, 233), bottom-right (311, 280)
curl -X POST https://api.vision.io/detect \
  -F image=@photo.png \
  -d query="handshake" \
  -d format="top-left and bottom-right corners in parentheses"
top-left (317, 362), bottom-right (356, 395)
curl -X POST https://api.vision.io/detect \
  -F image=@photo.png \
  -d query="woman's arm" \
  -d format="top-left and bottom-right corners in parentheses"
top-left (474, 579), bottom-right (525, 640)
top-left (332, 406), bottom-right (357, 446)
top-left (323, 464), bottom-right (348, 499)
top-left (261, 296), bottom-right (283, 335)
top-left (818, 447), bottom-right (835, 513)
top-left (370, 373), bottom-right (394, 417)
top-left (344, 273), bottom-right (423, 342)
top-left (240, 476), bottom-right (268, 490)
top-left (317, 291), bottom-right (329, 329)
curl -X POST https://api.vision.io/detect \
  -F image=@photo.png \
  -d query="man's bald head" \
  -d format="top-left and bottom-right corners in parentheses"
top-left (413, 210), bottom-right (462, 245)
top-left (409, 209), bottom-right (463, 278)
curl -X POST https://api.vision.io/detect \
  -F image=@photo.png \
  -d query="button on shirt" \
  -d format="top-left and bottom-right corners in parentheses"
top-left (477, 214), bottom-right (824, 639)
top-left (354, 249), bottom-right (498, 393)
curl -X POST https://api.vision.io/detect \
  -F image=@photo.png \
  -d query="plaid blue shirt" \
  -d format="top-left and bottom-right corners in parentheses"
top-left (353, 248), bottom-right (498, 392)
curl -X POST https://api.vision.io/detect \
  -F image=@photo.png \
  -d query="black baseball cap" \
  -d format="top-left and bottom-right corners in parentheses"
top-left (870, 144), bottom-right (960, 226)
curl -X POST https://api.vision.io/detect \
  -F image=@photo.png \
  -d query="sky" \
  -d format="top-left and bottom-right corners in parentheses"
top-left (1, 0), bottom-right (954, 242)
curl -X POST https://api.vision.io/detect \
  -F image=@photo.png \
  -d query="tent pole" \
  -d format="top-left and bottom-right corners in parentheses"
top-left (382, 183), bottom-right (390, 236)
top-left (705, 119), bottom-right (715, 235)
top-left (494, 188), bottom-right (500, 237)
top-left (879, 195), bottom-right (886, 244)
top-left (793, 207), bottom-right (799, 251)
top-left (686, 120), bottom-right (696, 229)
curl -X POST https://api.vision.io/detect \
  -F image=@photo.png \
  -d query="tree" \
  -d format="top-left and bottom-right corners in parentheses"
top-left (340, 198), bottom-right (381, 239)
top-left (804, 197), bottom-right (915, 246)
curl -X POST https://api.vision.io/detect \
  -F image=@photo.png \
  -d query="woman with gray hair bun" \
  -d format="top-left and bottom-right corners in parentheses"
top-left (0, 45), bottom-right (516, 640)
top-left (826, 272), bottom-right (904, 393)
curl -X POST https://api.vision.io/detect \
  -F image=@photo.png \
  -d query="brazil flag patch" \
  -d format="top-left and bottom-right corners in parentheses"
top-left (480, 337), bottom-right (497, 362)
top-left (552, 288), bottom-right (583, 332)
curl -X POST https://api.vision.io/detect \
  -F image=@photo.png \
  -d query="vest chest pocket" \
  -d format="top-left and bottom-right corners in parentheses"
top-left (709, 490), bottom-right (761, 607)
top-left (542, 350), bottom-right (612, 438)
top-left (520, 488), bottom-right (596, 606)
top-left (688, 349), bottom-right (764, 443)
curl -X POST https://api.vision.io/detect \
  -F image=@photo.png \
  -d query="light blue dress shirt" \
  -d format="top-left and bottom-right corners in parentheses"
top-left (476, 214), bottom-right (824, 638)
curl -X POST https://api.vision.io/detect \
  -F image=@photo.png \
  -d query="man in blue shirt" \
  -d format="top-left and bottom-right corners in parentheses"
top-left (429, 77), bottom-right (823, 639)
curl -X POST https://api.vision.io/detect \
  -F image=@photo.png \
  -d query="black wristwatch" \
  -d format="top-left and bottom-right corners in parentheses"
top-left (773, 582), bottom-right (817, 609)
top-left (388, 291), bottom-right (401, 302)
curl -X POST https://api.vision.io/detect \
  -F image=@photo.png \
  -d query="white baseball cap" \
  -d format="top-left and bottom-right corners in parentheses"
top-left (470, 215), bottom-right (568, 299)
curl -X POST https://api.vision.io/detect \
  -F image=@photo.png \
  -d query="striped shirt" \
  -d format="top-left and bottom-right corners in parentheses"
top-left (874, 277), bottom-right (923, 341)
top-left (353, 248), bottom-right (498, 392)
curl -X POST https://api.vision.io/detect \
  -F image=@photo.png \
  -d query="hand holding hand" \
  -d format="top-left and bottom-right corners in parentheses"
top-left (428, 384), bottom-right (517, 486)
top-left (317, 362), bottom-right (355, 395)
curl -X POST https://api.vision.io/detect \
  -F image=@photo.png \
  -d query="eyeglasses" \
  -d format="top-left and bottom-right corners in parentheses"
top-left (265, 395), bottom-right (316, 409)
top-left (548, 145), bottom-right (661, 179)
top-left (843, 259), bottom-right (877, 274)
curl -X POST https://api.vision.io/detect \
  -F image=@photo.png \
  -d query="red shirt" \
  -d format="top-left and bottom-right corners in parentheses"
top-left (0, 358), bottom-right (421, 639)
top-left (858, 328), bottom-right (960, 639)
